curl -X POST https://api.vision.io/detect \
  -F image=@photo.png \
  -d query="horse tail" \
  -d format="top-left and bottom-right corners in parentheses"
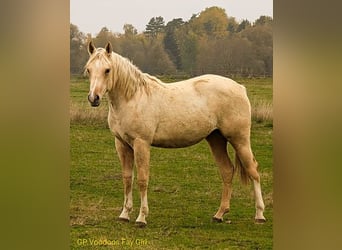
top-left (235, 152), bottom-right (250, 185)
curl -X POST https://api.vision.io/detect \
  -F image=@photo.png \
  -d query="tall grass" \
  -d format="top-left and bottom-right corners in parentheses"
top-left (70, 100), bottom-right (108, 125)
top-left (251, 99), bottom-right (273, 124)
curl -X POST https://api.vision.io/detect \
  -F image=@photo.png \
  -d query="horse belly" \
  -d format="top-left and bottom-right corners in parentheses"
top-left (151, 114), bottom-right (216, 148)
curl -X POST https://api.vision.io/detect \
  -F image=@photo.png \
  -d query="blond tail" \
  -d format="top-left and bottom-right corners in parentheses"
top-left (235, 152), bottom-right (250, 185)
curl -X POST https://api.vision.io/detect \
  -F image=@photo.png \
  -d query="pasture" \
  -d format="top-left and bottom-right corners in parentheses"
top-left (70, 77), bottom-right (273, 249)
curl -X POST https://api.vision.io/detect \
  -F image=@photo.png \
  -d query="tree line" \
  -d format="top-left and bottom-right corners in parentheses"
top-left (71, 6), bottom-right (272, 77)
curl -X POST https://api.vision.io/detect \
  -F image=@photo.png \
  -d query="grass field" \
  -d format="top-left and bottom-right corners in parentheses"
top-left (70, 77), bottom-right (273, 249)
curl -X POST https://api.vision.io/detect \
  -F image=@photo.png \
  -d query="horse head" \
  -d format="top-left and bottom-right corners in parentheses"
top-left (85, 41), bottom-right (113, 107)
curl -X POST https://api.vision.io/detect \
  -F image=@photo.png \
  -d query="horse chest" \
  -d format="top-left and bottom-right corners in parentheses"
top-left (108, 109), bottom-right (156, 146)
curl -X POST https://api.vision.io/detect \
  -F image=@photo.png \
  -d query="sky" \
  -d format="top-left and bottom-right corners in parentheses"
top-left (70, 0), bottom-right (273, 35)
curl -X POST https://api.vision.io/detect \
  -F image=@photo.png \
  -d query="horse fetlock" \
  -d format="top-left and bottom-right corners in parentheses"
top-left (256, 203), bottom-right (265, 212)
top-left (140, 206), bottom-right (149, 216)
top-left (223, 208), bottom-right (230, 214)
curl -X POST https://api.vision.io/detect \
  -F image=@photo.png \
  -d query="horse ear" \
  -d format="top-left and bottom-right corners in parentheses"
top-left (88, 41), bottom-right (96, 55)
top-left (105, 42), bottom-right (113, 55)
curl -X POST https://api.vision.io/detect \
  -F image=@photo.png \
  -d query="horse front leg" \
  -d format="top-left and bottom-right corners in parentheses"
top-left (115, 138), bottom-right (134, 222)
top-left (133, 138), bottom-right (150, 227)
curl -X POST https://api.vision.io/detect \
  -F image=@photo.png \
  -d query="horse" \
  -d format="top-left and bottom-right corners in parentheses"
top-left (84, 41), bottom-right (266, 227)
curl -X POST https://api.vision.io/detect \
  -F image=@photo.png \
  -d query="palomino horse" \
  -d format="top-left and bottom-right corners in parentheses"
top-left (85, 41), bottom-right (266, 226)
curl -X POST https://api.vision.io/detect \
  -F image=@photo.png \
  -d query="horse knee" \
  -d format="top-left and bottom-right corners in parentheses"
top-left (123, 176), bottom-right (133, 187)
top-left (137, 179), bottom-right (148, 190)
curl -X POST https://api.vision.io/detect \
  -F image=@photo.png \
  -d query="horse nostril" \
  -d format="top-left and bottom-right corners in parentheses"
top-left (88, 94), bottom-right (100, 106)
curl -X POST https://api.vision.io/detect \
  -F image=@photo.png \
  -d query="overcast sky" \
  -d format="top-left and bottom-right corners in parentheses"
top-left (70, 0), bottom-right (273, 35)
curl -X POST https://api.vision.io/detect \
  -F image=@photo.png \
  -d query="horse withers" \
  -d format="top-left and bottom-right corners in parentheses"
top-left (84, 41), bottom-right (266, 227)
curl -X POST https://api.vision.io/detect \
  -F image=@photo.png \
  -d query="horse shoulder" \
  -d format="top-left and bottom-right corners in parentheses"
top-left (107, 95), bottom-right (158, 146)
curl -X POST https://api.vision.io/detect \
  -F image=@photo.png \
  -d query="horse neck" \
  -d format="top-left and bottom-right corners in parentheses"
top-left (108, 53), bottom-right (151, 104)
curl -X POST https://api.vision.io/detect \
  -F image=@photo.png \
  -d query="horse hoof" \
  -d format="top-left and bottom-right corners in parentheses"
top-left (135, 221), bottom-right (147, 228)
top-left (225, 220), bottom-right (232, 224)
top-left (212, 217), bottom-right (223, 223)
top-left (255, 218), bottom-right (266, 224)
top-left (118, 217), bottom-right (130, 223)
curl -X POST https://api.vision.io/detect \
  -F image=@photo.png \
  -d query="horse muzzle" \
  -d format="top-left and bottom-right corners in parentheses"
top-left (88, 94), bottom-right (100, 107)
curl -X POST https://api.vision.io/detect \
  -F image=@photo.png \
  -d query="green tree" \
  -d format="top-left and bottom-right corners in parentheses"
top-left (144, 16), bottom-right (165, 38)
top-left (164, 18), bottom-right (184, 70)
top-left (176, 30), bottom-right (198, 75)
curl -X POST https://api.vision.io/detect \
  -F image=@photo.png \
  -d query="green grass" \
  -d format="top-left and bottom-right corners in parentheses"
top-left (70, 77), bottom-right (273, 249)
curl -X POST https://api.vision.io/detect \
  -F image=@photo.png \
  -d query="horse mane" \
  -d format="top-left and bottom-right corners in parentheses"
top-left (85, 48), bottom-right (163, 100)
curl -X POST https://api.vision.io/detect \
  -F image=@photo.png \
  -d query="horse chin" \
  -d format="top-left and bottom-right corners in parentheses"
top-left (90, 101), bottom-right (100, 107)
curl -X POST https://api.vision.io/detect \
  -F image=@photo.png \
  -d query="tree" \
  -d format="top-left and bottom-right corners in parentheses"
top-left (123, 24), bottom-right (137, 39)
top-left (164, 18), bottom-right (184, 70)
top-left (70, 23), bottom-right (87, 74)
top-left (195, 35), bottom-right (255, 77)
top-left (117, 33), bottom-right (145, 66)
top-left (236, 19), bottom-right (251, 32)
top-left (227, 17), bottom-right (238, 33)
top-left (70, 6), bottom-right (273, 77)
top-left (144, 16), bottom-right (165, 38)
top-left (93, 27), bottom-right (118, 50)
top-left (254, 16), bottom-right (273, 26)
top-left (176, 30), bottom-right (199, 75)
top-left (191, 7), bottom-right (229, 38)
top-left (142, 39), bottom-right (176, 75)
top-left (241, 24), bottom-right (273, 75)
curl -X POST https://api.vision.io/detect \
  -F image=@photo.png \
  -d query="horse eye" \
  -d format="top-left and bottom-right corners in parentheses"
top-left (86, 69), bottom-right (90, 74)
top-left (105, 68), bottom-right (110, 74)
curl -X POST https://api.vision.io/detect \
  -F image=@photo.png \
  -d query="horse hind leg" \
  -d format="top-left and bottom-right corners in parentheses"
top-left (231, 135), bottom-right (266, 223)
top-left (206, 130), bottom-right (234, 223)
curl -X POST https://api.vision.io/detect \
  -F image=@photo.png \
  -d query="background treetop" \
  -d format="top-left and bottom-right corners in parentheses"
top-left (71, 6), bottom-right (272, 77)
